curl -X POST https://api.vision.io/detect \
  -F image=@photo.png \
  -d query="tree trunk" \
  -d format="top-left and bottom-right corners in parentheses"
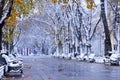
top-left (0, 27), bottom-right (2, 50)
top-left (0, 0), bottom-right (5, 50)
top-left (101, 0), bottom-right (112, 56)
top-left (0, 0), bottom-right (13, 51)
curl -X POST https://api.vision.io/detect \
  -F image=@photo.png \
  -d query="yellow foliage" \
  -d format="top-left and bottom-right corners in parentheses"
top-left (76, 1), bottom-right (81, 5)
top-left (14, 31), bottom-right (21, 35)
top-left (3, 27), bottom-right (18, 43)
top-left (4, 30), bottom-right (10, 43)
top-left (58, 0), bottom-right (62, 2)
top-left (85, 0), bottom-right (96, 9)
top-left (5, 8), bottom-right (19, 27)
top-left (14, 0), bottom-right (23, 4)
top-left (52, 0), bottom-right (57, 4)
top-left (63, 0), bottom-right (67, 3)
top-left (23, 22), bottom-right (28, 27)
top-left (5, 16), bottom-right (17, 27)
top-left (71, 0), bottom-right (75, 3)
top-left (86, 0), bottom-right (91, 2)
top-left (4, 38), bottom-right (10, 43)
top-left (4, 31), bottom-right (9, 38)
top-left (4, 0), bottom-right (35, 43)
top-left (62, 3), bottom-right (68, 9)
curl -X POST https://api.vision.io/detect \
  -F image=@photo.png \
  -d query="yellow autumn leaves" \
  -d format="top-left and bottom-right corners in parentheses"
top-left (52, 0), bottom-right (73, 4)
top-left (5, 10), bottom-right (19, 27)
top-left (52, 0), bottom-right (96, 9)
top-left (14, 0), bottom-right (23, 4)
top-left (4, 0), bottom-right (34, 43)
top-left (52, 0), bottom-right (71, 4)
top-left (86, 0), bottom-right (96, 9)
top-left (52, 0), bottom-right (57, 4)
top-left (4, 27), bottom-right (20, 43)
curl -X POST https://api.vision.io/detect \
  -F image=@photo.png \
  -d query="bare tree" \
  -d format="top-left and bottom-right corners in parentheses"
top-left (100, 0), bottom-right (112, 56)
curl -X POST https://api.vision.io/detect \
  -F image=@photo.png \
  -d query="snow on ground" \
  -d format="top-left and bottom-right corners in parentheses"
top-left (20, 54), bottom-right (104, 63)
top-left (94, 56), bottom-right (104, 63)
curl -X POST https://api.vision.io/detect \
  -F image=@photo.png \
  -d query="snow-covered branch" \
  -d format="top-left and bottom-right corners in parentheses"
top-left (0, 0), bottom-right (11, 24)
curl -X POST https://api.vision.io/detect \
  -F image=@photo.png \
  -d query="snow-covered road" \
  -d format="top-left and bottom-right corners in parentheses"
top-left (4, 56), bottom-right (120, 80)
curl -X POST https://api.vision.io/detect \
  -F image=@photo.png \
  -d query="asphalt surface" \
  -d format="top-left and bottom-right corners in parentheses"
top-left (4, 56), bottom-right (120, 80)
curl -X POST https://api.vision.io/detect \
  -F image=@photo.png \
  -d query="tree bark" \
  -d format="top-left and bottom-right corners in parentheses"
top-left (0, 0), bottom-right (13, 51)
top-left (0, 0), bottom-right (5, 50)
top-left (0, 26), bottom-right (3, 50)
top-left (101, 0), bottom-right (112, 56)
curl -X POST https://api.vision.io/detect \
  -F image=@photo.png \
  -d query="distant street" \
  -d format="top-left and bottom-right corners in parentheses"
top-left (5, 56), bottom-right (120, 80)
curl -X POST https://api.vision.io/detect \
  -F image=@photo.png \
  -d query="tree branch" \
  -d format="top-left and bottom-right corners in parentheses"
top-left (0, 0), bottom-right (13, 24)
top-left (13, 28), bottom-right (21, 47)
top-left (89, 16), bottom-right (101, 40)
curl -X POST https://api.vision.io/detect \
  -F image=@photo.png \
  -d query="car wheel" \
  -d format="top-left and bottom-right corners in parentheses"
top-left (69, 57), bottom-right (71, 60)
top-left (7, 66), bottom-right (13, 73)
top-left (115, 63), bottom-right (119, 66)
top-left (20, 69), bottom-right (23, 74)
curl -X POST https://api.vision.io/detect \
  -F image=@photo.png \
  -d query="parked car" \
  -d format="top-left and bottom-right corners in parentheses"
top-left (65, 53), bottom-right (72, 59)
top-left (63, 53), bottom-right (69, 59)
top-left (0, 66), bottom-right (4, 79)
top-left (60, 54), bottom-right (65, 58)
top-left (76, 53), bottom-right (85, 61)
top-left (83, 54), bottom-right (89, 61)
top-left (110, 53), bottom-right (120, 66)
top-left (59, 53), bottom-right (67, 59)
top-left (2, 53), bottom-right (23, 76)
top-left (70, 53), bottom-right (79, 60)
top-left (0, 53), bottom-right (7, 77)
top-left (103, 55), bottom-right (111, 65)
top-left (88, 54), bottom-right (95, 63)
top-left (52, 53), bottom-right (60, 58)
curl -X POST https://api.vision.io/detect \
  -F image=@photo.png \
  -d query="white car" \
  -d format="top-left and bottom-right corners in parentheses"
top-left (59, 53), bottom-right (65, 58)
top-left (2, 53), bottom-right (23, 75)
top-left (88, 54), bottom-right (95, 63)
top-left (70, 53), bottom-right (76, 60)
top-left (52, 53), bottom-right (60, 58)
top-left (0, 54), bottom-right (6, 79)
top-left (0, 66), bottom-right (4, 79)
top-left (63, 54), bottom-right (68, 59)
top-left (77, 53), bottom-right (85, 61)
top-left (83, 55), bottom-right (89, 61)
top-left (103, 56), bottom-right (111, 65)
top-left (110, 54), bottom-right (120, 66)
top-left (67, 53), bottom-right (73, 59)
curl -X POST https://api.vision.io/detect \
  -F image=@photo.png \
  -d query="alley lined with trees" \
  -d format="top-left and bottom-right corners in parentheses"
top-left (0, 0), bottom-right (120, 80)
top-left (15, 0), bottom-right (120, 57)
